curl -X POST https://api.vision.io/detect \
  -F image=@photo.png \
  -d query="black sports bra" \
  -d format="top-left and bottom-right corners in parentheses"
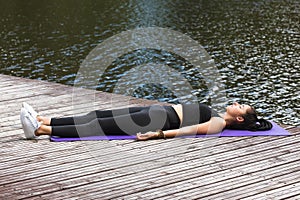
top-left (181, 103), bottom-right (222, 127)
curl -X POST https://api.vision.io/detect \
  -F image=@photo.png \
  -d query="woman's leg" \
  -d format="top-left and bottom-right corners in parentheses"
top-left (38, 105), bottom-right (171, 138)
top-left (47, 107), bottom-right (146, 126)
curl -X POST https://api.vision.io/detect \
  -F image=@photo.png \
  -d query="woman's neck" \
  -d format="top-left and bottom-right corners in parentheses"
top-left (220, 112), bottom-right (235, 126)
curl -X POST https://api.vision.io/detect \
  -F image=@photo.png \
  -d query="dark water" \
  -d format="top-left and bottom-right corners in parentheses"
top-left (0, 0), bottom-right (299, 126)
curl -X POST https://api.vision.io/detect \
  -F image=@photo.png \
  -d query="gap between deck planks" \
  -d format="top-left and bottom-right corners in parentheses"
top-left (0, 74), bottom-right (299, 200)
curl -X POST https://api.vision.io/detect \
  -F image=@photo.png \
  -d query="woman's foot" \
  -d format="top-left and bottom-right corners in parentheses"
top-left (35, 125), bottom-right (52, 136)
top-left (22, 102), bottom-right (38, 118)
top-left (22, 102), bottom-right (51, 125)
top-left (20, 108), bottom-right (41, 139)
top-left (37, 116), bottom-right (51, 125)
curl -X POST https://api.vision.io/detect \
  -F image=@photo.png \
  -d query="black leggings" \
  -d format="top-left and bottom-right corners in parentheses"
top-left (51, 105), bottom-right (180, 137)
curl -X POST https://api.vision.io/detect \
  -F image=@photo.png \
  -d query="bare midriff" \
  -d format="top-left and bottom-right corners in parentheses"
top-left (171, 104), bottom-right (183, 125)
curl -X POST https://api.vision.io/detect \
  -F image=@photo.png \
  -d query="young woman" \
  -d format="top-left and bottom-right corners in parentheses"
top-left (20, 102), bottom-right (272, 141)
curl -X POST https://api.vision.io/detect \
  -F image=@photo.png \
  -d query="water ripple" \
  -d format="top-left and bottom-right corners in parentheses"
top-left (0, 0), bottom-right (299, 126)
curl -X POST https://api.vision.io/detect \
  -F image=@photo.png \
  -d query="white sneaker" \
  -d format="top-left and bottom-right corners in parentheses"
top-left (20, 108), bottom-right (41, 139)
top-left (22, 102), bottom-right (38, 118)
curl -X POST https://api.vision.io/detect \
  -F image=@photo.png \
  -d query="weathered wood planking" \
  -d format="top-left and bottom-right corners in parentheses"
top-left (0, 74), bottom-right (299, 200)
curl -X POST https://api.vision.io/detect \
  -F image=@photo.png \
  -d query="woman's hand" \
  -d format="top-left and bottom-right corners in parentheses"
top-left (136, 131), bottom-right (159, 141)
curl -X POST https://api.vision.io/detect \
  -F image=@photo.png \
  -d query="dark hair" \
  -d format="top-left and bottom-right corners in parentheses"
top-left (226, 107), bottom-right (273, 131)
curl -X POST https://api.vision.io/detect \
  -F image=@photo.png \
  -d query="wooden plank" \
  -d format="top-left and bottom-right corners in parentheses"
top-left (158, 163), bottom-right (300, 200)
top-left (0, 135), bottom-right (298, 199)
top-left (0, 137), bottom-right (260, 198)
top-left (241, 181), bottom-right (300, 200)
top-left (6, 136), bottom-right (298, 198)
top-left (66, 143), bottom-right (300, 199)
top-left (0, 136), bottom-right (232, 185)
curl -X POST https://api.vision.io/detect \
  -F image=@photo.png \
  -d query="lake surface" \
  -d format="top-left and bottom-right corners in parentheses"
top-left (0, 0), bottom-right (299, 126)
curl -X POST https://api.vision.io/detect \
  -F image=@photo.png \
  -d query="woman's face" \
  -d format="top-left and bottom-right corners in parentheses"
top-left (226, 102), bottom-right (251, 117)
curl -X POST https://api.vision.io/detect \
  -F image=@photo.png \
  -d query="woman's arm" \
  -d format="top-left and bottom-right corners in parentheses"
top-left (136, 117), bottom-right (226, 140)
top-left (164, 117), bottom-right (225, 137)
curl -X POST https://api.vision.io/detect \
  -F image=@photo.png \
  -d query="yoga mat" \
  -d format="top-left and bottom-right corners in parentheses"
top-left (50, 121), bottom-right (290, 142)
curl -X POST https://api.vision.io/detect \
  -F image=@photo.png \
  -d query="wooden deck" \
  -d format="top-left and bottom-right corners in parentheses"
top-left (0, 73), bottom-right (299, 200)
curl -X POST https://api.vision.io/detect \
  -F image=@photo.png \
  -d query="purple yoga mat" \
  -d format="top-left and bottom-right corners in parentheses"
top-left (50, 121), bottom-right (290, 142)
